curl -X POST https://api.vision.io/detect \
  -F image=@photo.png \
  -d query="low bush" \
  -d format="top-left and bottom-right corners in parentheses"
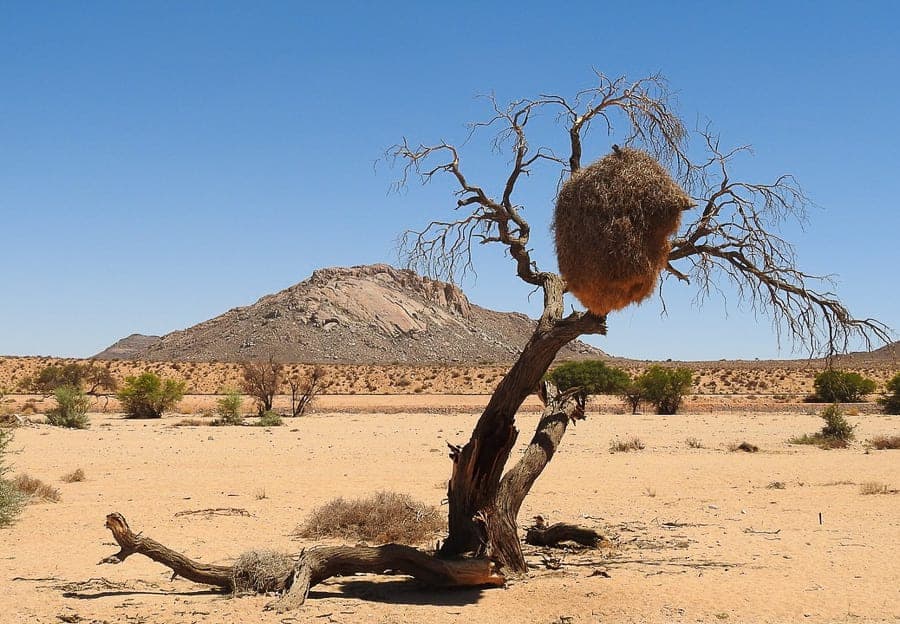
top-left (812, 369), bottom-right (876, 403)
top-left (61, 468), bottom-right (86, 483)
top-left (117, 372), bottom-right (185, 418)
top-left (788, 403), bottom-right (855, 449)
top-left (256, 411), bottom-right (283, 427)
top-left (609, 436), bottom-right (645, 453)
top-left (295, 491), bottom-right (445, 544)
top-left (867, 435), bottom-right (900, 450)
top-left (728, 441), bottom-right (759, 453)
top-left (215, 390), bottom-right (244, 425)
top-left (46, 384), bottom-right (91, 429)
top-left (879, 372), bottom-right (900, 414)
top-left (0, 429), bottom-right (24, 527)
top-left (13, 473), bottom-right (61, 502)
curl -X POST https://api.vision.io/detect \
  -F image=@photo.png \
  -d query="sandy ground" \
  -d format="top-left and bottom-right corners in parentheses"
top-left (2, 397), bottom-right (898, 624)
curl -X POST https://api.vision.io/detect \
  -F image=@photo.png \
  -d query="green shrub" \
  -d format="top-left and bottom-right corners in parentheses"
top-left (23, 362), bottom-right (117, 396)
top-left (546, 360), bottom-right (631, 395)
top-left (215, 389), bottom-right (244, 425)
top-left (879, 372), bottom-right (900, 414)
top-left (117, 372), bottom-right (185, 418)
top-left (788, 403), bottom-right (855, 449)
top-left (635, 365), bottom-right (693, 415)
top-left (812, 369), bottom-right (876, 403)
top-left (0, 429), bottom-right (24, 527)
top-left (256, 410), bottom-right (283, 427)
top-left (45, 384), bottom-right (91, 429)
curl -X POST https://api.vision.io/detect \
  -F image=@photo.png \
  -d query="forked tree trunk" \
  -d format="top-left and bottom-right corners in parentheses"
top-left (440, 275), bottom-right (605, 571)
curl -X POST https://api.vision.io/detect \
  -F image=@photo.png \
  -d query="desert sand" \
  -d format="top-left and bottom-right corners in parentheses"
top-left (2, 396), bottom-right (899, 624)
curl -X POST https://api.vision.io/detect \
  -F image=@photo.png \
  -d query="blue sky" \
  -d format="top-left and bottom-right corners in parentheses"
top-left (1, 1), bottom-right (897, 360)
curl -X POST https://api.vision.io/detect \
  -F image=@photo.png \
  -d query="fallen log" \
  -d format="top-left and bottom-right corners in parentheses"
top-left (525, 520), bottom-right (602, 548)
top-left (98, 512), bottom-right (505, 611)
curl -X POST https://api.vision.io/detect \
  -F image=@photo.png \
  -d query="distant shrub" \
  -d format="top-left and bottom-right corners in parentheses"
top-left (295, 491), bottom-right (445, 544)
top-left (256, 410), bottom-right (283, 427)
top-left (621, 384), bottom-right (644, 414)
top-left (45, 384), bottom-right (91, 429)
top-left (60, 468), bottom-right (86, 483)
top-left (867, 435), bottom-right (900, 450)
top-left (12, 473), bottom-right (60, 502)
top-left (812, 369), bottom-right (876, 403)
top-left (609, 436), bottom-right (645, 453)
top-left (635, 365), bottom-right (693, 415)
top-left (241, 358), bottom-right (283, 415)
top-left (23, 362), bottom-right (117, 396)
top-left (0, 429), bottom-right (24, 527)
top-left (879, 372), bottom-right (900, 414)
top-left (788, 403), bottom-right (855, 449)
top-left (547, 360), bottom-right (631, 395)
top-left (215, 390), bottom-right (244, 425)
top-left (117, 372), bottom-right (185, 418)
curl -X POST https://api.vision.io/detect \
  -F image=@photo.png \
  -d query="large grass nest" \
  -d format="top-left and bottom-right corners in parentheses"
top-left (295, 491), bottom-right (446, 545)
top-left (553, 146), bottom-right (693, 315)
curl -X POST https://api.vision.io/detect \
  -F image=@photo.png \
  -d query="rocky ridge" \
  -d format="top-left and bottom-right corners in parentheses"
top-left (95, 264), bottom-right (604, 364)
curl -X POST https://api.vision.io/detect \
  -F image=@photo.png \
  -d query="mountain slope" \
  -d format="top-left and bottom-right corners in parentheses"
top-left (95, 264), bottom-right (604, 364)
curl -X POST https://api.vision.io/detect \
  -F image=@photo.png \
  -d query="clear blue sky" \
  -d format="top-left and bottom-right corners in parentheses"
top-left (1, 1), bottom-right (897, 360)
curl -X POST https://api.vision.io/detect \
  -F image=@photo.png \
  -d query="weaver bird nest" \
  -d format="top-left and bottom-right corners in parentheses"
top-left (553, 146), bottom-right (693, 315)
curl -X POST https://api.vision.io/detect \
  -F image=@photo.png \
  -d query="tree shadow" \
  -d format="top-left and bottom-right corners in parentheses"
top-left (310, 578), bottom-right (488, 606)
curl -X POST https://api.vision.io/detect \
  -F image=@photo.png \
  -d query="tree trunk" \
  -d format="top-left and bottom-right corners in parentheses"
top-left (440, 293), bottom-right (603, 570)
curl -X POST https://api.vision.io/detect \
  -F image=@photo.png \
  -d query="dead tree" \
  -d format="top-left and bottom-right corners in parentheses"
top-left (97, 70), bottom-right (891, 608)
top-left (240, 356), bottom-right (283, 415)
top-left (287, 366), bottom-right (322, 417)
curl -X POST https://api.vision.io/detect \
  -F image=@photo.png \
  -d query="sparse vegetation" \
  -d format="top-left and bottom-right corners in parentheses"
top-left (13, 473), bottom-right (61, 502)
top-left (22, 362), bottom-right (117, 397)
top-left (867, 435), bottom-right (900, 450)
top-left (295, 491), bottom-right (445, 544)
top-left (256, 410), bottom-right (283, 427)
top-left (879, 372), bottom-right (900, 414)
top-left (215, 389), bottom-right (244, 425)
top-left (621, 383), bottom-right (644, 414)
top-left (60, 468), bottom-right (86, 483)
top-left (634, 365), bottom-right (693, 415)
top-left (287, 366), bottom-right (322, 417)
top-left (859, 481), bottom-right (893, 495)
top-left (685, 437), bottom-right (703, 449)
top-left (45, 384), bottom-right (91, 429)
top-left (728, 441), bottom-right (759, 453)
top-left (812, 369), bottom-right (876, 403)
top-left (546, 360), bottom-right (630, 395)
top-left (788, 403), bottom-right (855, 449)
top-left (117, 372), bottom-right (185, 418)
top-left (241, 357), bottom-right (283, 415)
top-left (0, 429), bottom-right (24, 527)
top-left (609, 436), bottom-right (645, 453)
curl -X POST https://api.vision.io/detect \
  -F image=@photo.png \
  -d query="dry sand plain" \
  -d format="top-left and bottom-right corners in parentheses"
top-left (2, 397), bottom-right (899, 624)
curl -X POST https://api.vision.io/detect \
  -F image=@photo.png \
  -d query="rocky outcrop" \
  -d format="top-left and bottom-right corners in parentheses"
top-left (95, 264), bottom-right (604, 364)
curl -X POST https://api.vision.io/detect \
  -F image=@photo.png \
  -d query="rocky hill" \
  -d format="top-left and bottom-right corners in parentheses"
top-left (94, 264), bottom-right (604, 364)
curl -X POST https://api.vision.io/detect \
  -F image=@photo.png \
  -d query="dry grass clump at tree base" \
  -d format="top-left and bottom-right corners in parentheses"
top-left (867, 435), bottom-right (900, 450)
top-left (553, 146), bottom-right (692, 315)
top-left (231, 549), bottom-right (295, 594)
top-left (12, 473), bottom-right (61, 502)
top-left (609, 436), bottom-right (645, 453)
top-left (295, 491), bottom-right (445, 545)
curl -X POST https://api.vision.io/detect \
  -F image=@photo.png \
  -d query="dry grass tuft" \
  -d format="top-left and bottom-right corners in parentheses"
top-left (609, 436), bottom-right (646, 453)
top-left (728, 441), bottom-right (759, 453)
top-left (172, 418), bottom-right (208, 427)
top-left (867, 435), bottom-right (900, 450)
top-left (766, 481), bottom-right (786, 490)
top-left (685, 437), bottom-right (703, 449)
top-left (60, 468), bottom-right (85, 483)
top-left (13, 473), bottom-right (61, 502)
top-left (787, 433), bottom-right (849, 450)
top-left (231, 549), bottom-right (294, 593)
top-left (295, 491), bottom-right (445, 545)
top-left (859, 481), bottom-right (895, 495)
top-left (553, 147), bottom-right (692, 315)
